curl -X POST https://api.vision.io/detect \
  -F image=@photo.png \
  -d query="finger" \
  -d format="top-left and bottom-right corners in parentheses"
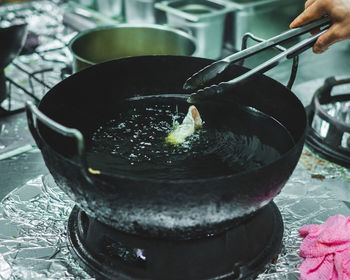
top-left (313, 46), bottom-right (328, 53)
top-left (290, 0), bottom-right (326, 28)
top-left (305, 0), bottom-right (318, 9)
top-left (313, 25), bottom-right (341, 53)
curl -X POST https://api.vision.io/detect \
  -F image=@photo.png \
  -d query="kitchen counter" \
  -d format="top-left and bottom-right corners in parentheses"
top-left (0, 25), bottom-right (350, 277)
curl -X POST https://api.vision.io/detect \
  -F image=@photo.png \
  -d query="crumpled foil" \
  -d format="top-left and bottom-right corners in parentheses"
top-left (0, 175), bottom-right (91, 280)
top-left (1, 148), bottom-right (350, 279)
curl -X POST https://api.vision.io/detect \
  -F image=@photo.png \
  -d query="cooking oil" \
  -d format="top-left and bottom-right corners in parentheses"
top-left (88, 95), bottom-right (294, 179)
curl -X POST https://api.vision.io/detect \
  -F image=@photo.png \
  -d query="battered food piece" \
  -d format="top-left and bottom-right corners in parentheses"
top-left (166, 105), bottom-right (202, 145)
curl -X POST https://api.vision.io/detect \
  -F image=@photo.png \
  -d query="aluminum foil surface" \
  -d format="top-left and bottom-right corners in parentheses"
top-left (1, 148), bottom-right (350, 279)
top-left (0, 175), bottom-right (91, 279)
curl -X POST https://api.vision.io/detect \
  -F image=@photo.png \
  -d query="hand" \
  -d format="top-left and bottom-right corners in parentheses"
top-left (290, 0), bottom-right (350, 53)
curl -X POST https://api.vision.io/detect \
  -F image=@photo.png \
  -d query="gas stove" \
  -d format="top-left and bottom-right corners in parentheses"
top-left (1, 1), bottom-right (350, 279)
top-left (303, 77), bottom-right (350, 168)
top-left (0, 0), bottom-right (74, 114)
top-left (0, 0), bottom-right (118, 115)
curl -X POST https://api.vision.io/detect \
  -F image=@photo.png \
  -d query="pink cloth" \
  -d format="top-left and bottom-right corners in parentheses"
top-left (299, 215), bottom-right (350, 280)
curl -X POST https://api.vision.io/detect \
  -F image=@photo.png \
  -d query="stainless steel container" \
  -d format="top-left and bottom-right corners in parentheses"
top-left (95, 0), bottom-right (124, 19)
top-left (125, 0), bottom-right (165, 24)
top-left (69, 24), bottom-right (197, 72)
top-left (156, 0), bottom-right (236, 59)
top-left (76, 0), bottom-right (95, 9)
top-left (226, 0), bottom-right (305, 50)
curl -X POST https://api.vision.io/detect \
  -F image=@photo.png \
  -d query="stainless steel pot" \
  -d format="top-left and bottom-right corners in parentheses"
top-left (69, 24), bottom-right (197, 72)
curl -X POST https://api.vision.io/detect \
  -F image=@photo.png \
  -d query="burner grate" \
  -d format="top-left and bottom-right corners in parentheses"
top-left (306, 77), bottom-right (350, 167)
top-left (0, 0), bottom-right (75, 115)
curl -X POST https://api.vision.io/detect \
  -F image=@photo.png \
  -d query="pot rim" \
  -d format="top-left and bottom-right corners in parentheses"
top-left (68, 24), bottom-right (198, 66)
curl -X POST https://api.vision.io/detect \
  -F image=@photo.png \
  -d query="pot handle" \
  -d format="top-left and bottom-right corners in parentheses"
top-left (26, 101), bottom-right (95, 183)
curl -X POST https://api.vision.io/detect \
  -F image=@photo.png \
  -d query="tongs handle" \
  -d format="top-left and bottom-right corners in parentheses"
top-left (184, 16), bottom-right (331, 91)
top-left (188, 28), bottom-right (329, 103)
top-left (230, 29), bottom-right (328, 84)
top-left (225, 16), bottom-right (330, 64)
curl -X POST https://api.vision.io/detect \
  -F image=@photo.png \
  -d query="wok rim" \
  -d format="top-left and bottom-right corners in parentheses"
top-left (68, 24), bottom-right (198, 67)
top-left (38, 55), bottom-right (307, 185)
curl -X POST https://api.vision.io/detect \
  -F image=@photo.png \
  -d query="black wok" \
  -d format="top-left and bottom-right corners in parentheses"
top-left (26, 56), bottom-right (306, 239)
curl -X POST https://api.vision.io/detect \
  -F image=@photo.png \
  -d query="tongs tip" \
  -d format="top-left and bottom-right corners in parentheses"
top-left (183, 80), bottom-right (195, 91)
top-left (187, 83), bottom-right (230, 104)
top-left (186, 92), bottom-right (199, 104)
top-left (183, 60), bottom-right (230, 91)
top-left (186, 96), bottom-right (194, 103)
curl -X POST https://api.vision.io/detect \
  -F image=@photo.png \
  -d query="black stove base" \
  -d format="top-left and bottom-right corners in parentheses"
top-left (67, 202), bottom-right (283, 280)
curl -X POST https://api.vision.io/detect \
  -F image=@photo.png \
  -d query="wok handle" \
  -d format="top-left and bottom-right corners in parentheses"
top-left (26, 101), bottom-right (94, 183)
top-left (240, 32), bottom-right (298, 90)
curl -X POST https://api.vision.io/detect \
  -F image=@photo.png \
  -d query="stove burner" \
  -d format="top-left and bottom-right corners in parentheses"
top-left (67, 202), bottom-right (283, 280)
top-left (0, 1), bottom-right (74, 116)
top-left (0, 24), bottom-right (28, 104)
top-left (306, 77), bottom-right (350, 168)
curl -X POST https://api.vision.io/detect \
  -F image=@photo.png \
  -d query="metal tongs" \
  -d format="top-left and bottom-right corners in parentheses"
top-left (186, 17), bottom-right (331, 103)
